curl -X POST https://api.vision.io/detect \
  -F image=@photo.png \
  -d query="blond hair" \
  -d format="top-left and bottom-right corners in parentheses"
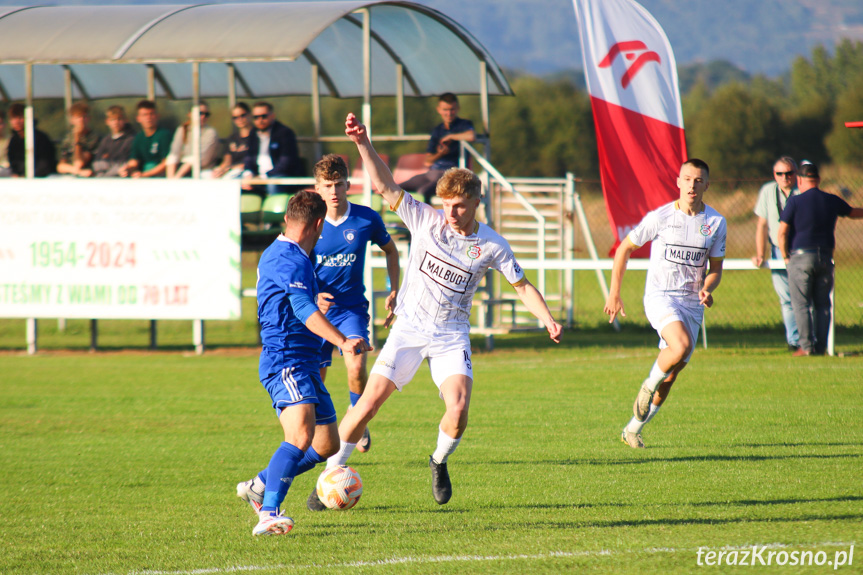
top-left (435, 167), bottom-right (481, 200)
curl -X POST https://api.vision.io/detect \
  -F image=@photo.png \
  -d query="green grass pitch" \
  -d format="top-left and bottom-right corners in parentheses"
top-left (1, 332), bottom-right (861, 574)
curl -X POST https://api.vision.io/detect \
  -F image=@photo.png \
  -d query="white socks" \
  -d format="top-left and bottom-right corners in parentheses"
top-left (626, 404), bottom-right (661, 434)
top-left (431, 426), bottom-right (461, 464)
top-left (326, 440), bottom-right (356, 468)
top-left (643, 360), bottom-right (671, 393)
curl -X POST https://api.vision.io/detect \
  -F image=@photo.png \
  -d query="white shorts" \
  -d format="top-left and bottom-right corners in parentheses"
top-left (644, 294), bottom-right (703, 363)
top-left (370, 320), bottom-right (473, 391)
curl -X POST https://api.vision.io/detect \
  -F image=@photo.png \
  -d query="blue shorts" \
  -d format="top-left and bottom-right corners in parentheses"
top-left (320, 302), bottom-right (370, 368)
top-left (261, 366), bottom-right (337, 425)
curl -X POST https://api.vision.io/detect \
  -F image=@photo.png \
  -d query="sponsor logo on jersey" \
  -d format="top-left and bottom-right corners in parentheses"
top-left (700, 224), bottom-right (711, 236)
top-left (513, 260), bottom-right (522, 275)
top-left (317, 253), bottom-right (357, 267)
top-left (420, 252), bottom-right (472, 294)
top-left (466, 245), bottom-right (482, 259)
top-left (664, 244), bottom-right (708, 267)
top-left (288, 281), bottom-right (308, 289)
top-left (343, 229), bottom-right (358, 243)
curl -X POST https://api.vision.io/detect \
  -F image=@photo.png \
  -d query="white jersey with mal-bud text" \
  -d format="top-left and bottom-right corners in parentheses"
top-left (628, 200), bottom-right (727, 305)
top-left (392, 191), bottom-right (526, 333)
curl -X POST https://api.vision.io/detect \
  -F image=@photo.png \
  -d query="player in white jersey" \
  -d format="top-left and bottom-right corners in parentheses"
top-left (325, 113), bottom-right (562, 504)
top-left (604, 159), bottom-right (726, 449)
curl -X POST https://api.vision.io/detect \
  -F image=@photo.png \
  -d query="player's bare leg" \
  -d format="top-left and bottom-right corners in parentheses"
top-left (344, 350), bottom-right (372, 452)
top-left (429, 375), bottom-right (473, 504)
top-left (633, 321), bottom-right (692, 421)
top-left (329, 374), bottom-right (397, 465)
top-left (623, 323), bottom-right (691, 448)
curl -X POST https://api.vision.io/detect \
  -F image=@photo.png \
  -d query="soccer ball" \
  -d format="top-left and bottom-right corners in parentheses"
top-left (316, 465), bottom-right (363, 510)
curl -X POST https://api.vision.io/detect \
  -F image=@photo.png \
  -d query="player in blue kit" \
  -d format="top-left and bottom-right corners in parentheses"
top-left (236, 190), bottom-right (371, 536)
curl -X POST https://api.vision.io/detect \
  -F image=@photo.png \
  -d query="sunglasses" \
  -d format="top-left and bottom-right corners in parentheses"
top-left (774, 171), bottom-right (796, 177)
top-left (232, 113), bottom-right (247, 119)
top-left (253, 114), bottom-right (270, 120)
top-left (200, 111), bottom-right (211, 117)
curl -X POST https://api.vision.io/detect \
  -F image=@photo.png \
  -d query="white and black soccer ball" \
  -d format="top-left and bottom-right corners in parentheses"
top-left (316, 465), bottom-right (363, 510)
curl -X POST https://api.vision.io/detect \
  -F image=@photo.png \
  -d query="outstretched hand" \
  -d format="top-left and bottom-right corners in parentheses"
top-left (604, 294), bottom-right (626, 323)
top-left (546, 321), bottom-right (563, 343)
top-left (699, 289), bottom-right (714, 308)
top-left (345, 113), bottom-right (368, 144)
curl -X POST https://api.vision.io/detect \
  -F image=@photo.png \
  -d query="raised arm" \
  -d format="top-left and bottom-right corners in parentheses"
top-left (345, 113), bottom-right (402, 207)
top-left (604, 236), bottom-right (641, 323)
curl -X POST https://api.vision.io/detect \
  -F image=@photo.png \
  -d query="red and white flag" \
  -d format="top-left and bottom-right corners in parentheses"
top-left (573, 0), bottom-right (687, 255)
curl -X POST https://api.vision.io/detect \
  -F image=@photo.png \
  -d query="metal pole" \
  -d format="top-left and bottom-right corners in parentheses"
top-left (227, 63), bottom-right (237, 109)
top-left (24, 63), bottom-right (34, 179)
top-left (146, 65), bottom-right (156, 101)
top-left (573, 190), bottom-right (620, 331)
top-left (191, 62), bottom-right (201, 180)
top-left (564, 173), bottom-right (576, 328)
top-left (25, 64), bottom-right (36, 354)
top-left (480, 61), bottom-right (489, 136)
top-left (396, 64), bottom-right (404, 136)
top-left (193, 320), bottom-right (205, 355)
top-left (63, 66), bottom-right (73, 114)
top-left (360, 7), bottom-right (376, 343)
top-left (90, 319), bottom-right (98, 352)
top-left (311, 64), bottom-right (322, 161)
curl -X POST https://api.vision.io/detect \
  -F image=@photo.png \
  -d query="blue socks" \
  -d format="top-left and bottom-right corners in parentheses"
top-left (261, 442), bottom-right (304, 513)
top-left (257, 445), bottom-right (327, 511)
top-left (349, 391), bottom-right (362, 407)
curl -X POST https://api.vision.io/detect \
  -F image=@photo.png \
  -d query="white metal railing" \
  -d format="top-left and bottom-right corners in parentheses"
top-left (460, 141), bottom-right (547, 300)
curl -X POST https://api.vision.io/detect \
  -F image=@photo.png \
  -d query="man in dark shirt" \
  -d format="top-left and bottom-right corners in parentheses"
top-left (398, 93), bottom-right (476, 204)
top-left (241, 101), bottom-right (303, 196)
top-left (778, 163), bottom-right (863, 356)
top-left (7, 103), bottom-right (57, 177)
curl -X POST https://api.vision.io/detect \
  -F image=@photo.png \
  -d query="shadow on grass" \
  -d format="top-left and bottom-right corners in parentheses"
top-left (475, 452), bottom-right (863, 466)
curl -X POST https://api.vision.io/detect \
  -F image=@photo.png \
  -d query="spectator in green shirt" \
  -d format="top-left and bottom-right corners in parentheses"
top-left (120, 100), bottom-right (172, 178)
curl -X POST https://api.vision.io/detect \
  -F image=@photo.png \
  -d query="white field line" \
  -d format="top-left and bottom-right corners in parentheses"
top-left (105, 541), bottom-right (857, 575)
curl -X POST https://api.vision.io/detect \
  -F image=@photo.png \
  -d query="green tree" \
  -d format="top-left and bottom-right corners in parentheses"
top-left (687, 83), bottom-right (782, 179)
top-left (825, 76), bottom-right (863, 165)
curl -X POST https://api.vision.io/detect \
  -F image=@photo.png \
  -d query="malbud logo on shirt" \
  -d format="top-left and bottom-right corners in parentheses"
top-left (466, 245), bottom-right (482, 259)
top-left (421, 252), bottom-right (472, 294)
top-left (664, 244), bottom-right (707, 267)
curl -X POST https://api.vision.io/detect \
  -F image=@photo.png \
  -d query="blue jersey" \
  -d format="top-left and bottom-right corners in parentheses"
top-left (314, 203), bottom-right (391, 307)
top-left (257, 236), bottom-right (322, 380)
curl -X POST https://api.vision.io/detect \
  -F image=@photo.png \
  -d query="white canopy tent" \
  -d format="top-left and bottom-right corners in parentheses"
top-left (0, 1), bottom-right (513, 354)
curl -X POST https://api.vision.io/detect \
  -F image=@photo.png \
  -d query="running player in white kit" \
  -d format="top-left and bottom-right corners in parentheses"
top-left (604, 159), bottom-right (726, 449)
top-left (327, 113), bottom-right (563, 504)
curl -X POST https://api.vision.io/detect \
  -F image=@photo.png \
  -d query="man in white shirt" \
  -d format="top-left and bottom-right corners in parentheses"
top-left (605, 159), bottom-right (726, 449)
top-left (752, 157), bottom-right (799, 351)
top-left (325, 113), bottom-right (562, 505)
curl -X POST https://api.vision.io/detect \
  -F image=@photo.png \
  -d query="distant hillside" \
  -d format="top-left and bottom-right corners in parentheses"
top-left (417, 0), bottom-right (863, 77)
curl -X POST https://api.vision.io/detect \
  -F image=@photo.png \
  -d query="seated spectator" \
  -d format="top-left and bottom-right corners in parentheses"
top-left (398, 92), bottom-right (476, 204)
top-left (84, 105), bottom-right (135, 178)
top-left (241, 101), bottom-right (304, 196)
top-left (119, 99), bottom-right (172, 178)
top-left (7, 103), bottom-right (57, 177)
top-left (166, 101), bottom-right (220, 179)
top-left (56, 101), bottom-right (101, 177)
top-left (212, 102), bottom-right (252, 179)
top-left (0, 109), bottom-right (10, 177)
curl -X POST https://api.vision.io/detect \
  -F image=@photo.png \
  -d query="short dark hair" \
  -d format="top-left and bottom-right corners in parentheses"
top-left (314, 154), bottom-right (348, 182)
top-left (9, 103), bottom-right (25, 118)
top-left (799, 162), bottom-right (820, 179)
top-left (252, 101), bottom-right (273, 113)
top-left (136, 99), bottom-right (157, 112)
top-left (439, 92), bottom-right (459, 105)
top-left (286, 190), bottom-right (326, 227)
top-left (233, 102), bottom-right (250, 114)
top-left (683, 158), bottom-right (709, 176)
